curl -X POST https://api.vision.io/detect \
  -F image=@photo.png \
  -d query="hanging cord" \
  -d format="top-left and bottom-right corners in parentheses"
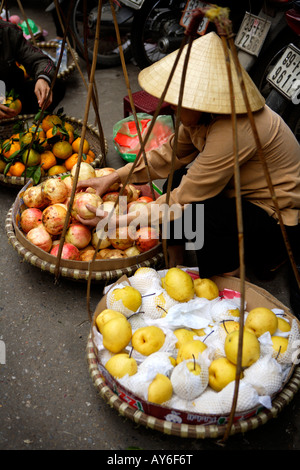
top-left (54, 0), bottom-right (107, 165)
top-left (54, 0), bottom-right (102, 282)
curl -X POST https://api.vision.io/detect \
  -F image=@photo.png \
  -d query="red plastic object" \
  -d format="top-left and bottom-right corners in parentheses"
top-left (123, 90), bottom-right (174, 118)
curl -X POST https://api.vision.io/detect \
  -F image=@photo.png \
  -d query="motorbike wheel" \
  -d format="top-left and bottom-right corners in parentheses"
top-left (72, 0), bottom-right (132, 68)
top-left (130, 0), bottom-right (186, 70)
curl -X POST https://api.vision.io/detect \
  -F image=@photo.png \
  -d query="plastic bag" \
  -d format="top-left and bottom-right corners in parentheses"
top-left (113, 113), bottom-right (174, 163)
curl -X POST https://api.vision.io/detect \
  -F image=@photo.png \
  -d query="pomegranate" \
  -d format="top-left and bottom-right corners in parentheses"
top-left (125, 184), bottom-right (140, 203)
top-left (65, 223), bottom-right (92, 249)
top-left (23, 184), bottom-right (45, 208)
top-left (102, 191), bottom-right (120, 203)
top-left (26, 225), bottom-right (52, 252)
top-left (61, 175), bottom-right (73, 196)
top-left (91, 227), bottom-right (111, 250)
top-left (134, 226), bottom-right (160, 252)
top-left (50, 242), bottom-right (80, 260)
top-left (108, 226), bottom-right (135, 251)
top-left (124, 246), bottom-right (141, 257)
top-left (127, 201), bottom-right (148, 214)
top-left (71, 192), bottom-right (102, 220)
top-left (136, 196), bottom-right (154, 203)
top-left (42, 178), bottom-right (68, 204)
top-left (20, 208), bottom-right (43, 233)
top-left (42, 203), bottom-right (69, 236)
top-left (100, 248), bottom-right (127, 259)
top-left (101, 200), bottom-right (120, 216)
top-left (79, 245), bottom-right (96, 261)
top-left (71, 161), bottom-right (95, 181)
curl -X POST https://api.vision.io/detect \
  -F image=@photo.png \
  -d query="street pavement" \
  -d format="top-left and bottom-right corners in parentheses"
top-left (0, 1), bottom-right (299, 452)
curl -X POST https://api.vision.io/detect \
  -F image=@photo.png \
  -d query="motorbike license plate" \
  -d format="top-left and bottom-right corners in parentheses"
top-left (235, 12), bottom-right (271, 57)
top-left (120, 0), bottom-right (144, 9)
top-left (267, 44), bottom-right (300, 101)
top-left (180, 0), bottom-right (211, 35)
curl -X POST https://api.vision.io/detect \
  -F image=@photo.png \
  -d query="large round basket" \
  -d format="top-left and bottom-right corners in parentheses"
top-left (5, 184), bottom-right (164, 281)
top-left (36, 41), bottom-right (79, 81)
top-left (0, 114), bottom-right (108, 188)
top-left (87, 271), bottom-right (300, 439)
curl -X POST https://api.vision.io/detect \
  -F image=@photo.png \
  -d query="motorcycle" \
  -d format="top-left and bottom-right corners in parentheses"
top-left (129, 0), bottom-right (256, 70)
top-left (251, 0), bottom-right (300, 141)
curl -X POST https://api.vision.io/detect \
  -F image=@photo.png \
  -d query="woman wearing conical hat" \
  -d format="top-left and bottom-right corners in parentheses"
top-left (76, 33), bottom-right (300, 295)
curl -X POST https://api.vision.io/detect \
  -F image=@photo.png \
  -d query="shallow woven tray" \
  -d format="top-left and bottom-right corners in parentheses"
top-left (37, 41), bottom-right (79, 81)
top-left (5, 204), bottom-right (164, 282)
top-left (87, 272), bottom-right (300, 438)
top-left (86, 334), bottom-right (300, 439)
top-left (0, 114), bottom-right (108, 188)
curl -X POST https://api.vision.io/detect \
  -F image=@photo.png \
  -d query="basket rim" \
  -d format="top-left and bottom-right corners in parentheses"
top-left (86, 332), bottom-right (300, 439)
top-left (5, 206), bottom-right (164, 282)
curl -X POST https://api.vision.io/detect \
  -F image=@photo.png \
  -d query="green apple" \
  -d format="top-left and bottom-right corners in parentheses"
top-left (173, 328), bottom-right (196, 348)
top-left (277, 317), bottom-right (291, 332)
top-left (271, 336), bottom-right (289, 355)
top-left (208, 356), bottom-right (242, 392)
top-left (147, 373), bottom-right (173, 404)
top-left (95, 309), bottom-right (127, 333)
top-left (245, 307), bottom-right (278, 337)
top-left (194, 277), bottom-right (219, 300)
top-left (110, 285), bottom-right (142, 312)
top-left (224, 329), bottom-right (260, 368)
top-left (101, 316), bottom-right (132, 353)
top-left (176, 339), bottom-right (207, 364)
top-left (105, 352), bottom-right (137, 378)
top-left (132, 326), bottom-right (165, 356)
top-left (163, 267), bottom-right (194, 302)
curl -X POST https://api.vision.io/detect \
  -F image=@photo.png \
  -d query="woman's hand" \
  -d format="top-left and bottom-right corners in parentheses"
top-left (76, 171), bottom-right (121, 196)
top-left (35, 78), bottom-right (52, 109)
top-left (0, 103), bottom-right (18, 120)
top-left (75, 203), bottom-right (141, 228)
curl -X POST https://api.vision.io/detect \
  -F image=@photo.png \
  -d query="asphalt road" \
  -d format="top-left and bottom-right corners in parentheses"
top-left (0, 0), bottom-right (299, 453)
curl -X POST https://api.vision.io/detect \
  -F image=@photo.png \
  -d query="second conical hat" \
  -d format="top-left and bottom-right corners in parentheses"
top-left (138, 32), bottom-right (265, 114)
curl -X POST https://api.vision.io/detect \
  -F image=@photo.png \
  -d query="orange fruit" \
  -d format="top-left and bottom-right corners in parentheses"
top-left (40, 150), bottom-right (57, 170)
top-left (46, 126), bottom-right (63, 140)
top-left (2, 139), bottom-right (21, 158)
top-left (9, 161), bottom-right (26, 176)
top-left (47, 164), bottom-right (67, 176)
top-left (72, 136), bottom-right (90, 154)
top-left (64, 122), bottom-right (74, 133)
top-left (88, 149), bottom-right (95, 160)
top-left (52, 141), bottom-right (73, 160)
top-left (7, 98), bottom-right (22, 114)
top-left (22, 148), bottom-right (41, 167)
top-left (41, 114), bottom-right (63, 133)
top-left (64, 152), bottom-right (94, 171)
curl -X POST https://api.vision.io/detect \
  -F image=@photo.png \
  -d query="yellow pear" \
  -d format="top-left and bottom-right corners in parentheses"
top-left (271, 336), bottom-right (289, 355)
top-left (164, 267), bottom-right (194, 302)
top-left (224, 329), bottom-right (260, 368)
top-left (101, 317), bottom-right (132, 353)
top-left (173, 328), bottom-right (196, 348)
top-left (192, 327), bottom-right (206, 337)
top-left (111, 285), bottom-right (142, 312)
top-left (245, 307), bottom-right (278, 337)
top-left (132, 326), bottom-right (165, 356)
top-left (95, 309), bottom-right (126, 333)
top-left (208, 357), bottom-right (242, 392)
top-left (194, 278), bottom-right (219, 300)
top-left (186, 360), bottom-right (201, 376)
top-left (176, 340), bottom-right (207, 364)
top-left (147, 373), bottom-right (173, 404)
top-left (277, 317), bottom-right (291, 332)
top-left (105, 353), bottom-right (137, 378)
top-left (220, 320), bottom-right (240, 335)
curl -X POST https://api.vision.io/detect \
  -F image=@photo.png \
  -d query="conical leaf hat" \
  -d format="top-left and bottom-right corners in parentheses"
top-left (138, 32), bottom-right (265, 114)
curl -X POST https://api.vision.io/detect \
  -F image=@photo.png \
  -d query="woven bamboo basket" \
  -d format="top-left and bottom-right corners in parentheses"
top-left (0, 114), bottom-right (108, 188)
top-left (36, 41), bottom-right (78, 81)
top-left (87, 271), bottom-right (300, 439)
top-left (5, 180), bottom-right (164, 282)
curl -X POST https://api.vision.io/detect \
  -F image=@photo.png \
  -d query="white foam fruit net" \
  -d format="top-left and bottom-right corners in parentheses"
top-left (94, 269), bottom-right (299, 416)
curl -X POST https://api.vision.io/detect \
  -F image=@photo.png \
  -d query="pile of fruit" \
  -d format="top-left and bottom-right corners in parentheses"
top-left (93, 267), bottom-right (300, 415)
top-left (19, 164), bottom-right (160, 261)
top-left (0, 112), bottom-right (97, 182)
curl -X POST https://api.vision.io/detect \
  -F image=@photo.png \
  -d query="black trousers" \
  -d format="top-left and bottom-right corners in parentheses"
top-left (163, 169), bottom-right (300, 279)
